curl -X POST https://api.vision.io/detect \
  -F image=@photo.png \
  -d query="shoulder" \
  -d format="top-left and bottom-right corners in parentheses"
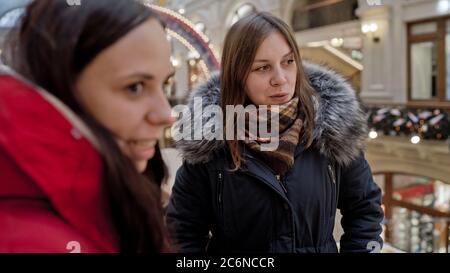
top-left (305, 62), bottom-right (368, 167)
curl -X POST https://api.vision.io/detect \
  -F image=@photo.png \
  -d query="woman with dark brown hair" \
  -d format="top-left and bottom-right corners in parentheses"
top-left (0, 0), bottom-right (174, 252)
top-left (167, 12), bottom-right (384, 253)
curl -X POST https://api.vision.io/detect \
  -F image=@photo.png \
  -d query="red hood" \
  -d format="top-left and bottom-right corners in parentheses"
top-left (0, 73), bottom-right (117, 252)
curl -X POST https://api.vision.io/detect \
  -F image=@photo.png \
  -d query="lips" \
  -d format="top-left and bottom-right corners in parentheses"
top-left (127, 139), bottom-right (157, 160)
top-left (270, 93), bottom-right (289, 98)
top-left (269, 92), bottom-right (290, 104)
top-left (128, 139), bottom-right (157, 149)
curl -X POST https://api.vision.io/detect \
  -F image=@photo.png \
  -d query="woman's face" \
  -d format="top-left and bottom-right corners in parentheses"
top-left (75, 19), bottom-right (174, 172)
top-left (245, 31), bottom-right (297, 106)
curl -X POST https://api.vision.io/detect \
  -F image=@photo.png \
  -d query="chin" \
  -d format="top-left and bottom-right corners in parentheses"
top-left (135, 160), bottom-right (148, 173)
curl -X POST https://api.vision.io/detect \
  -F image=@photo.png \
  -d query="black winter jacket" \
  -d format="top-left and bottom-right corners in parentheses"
top-left (167, 62), bottom-right (384, 253)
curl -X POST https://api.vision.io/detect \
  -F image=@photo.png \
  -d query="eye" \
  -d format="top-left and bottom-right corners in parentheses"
top-left (126, 82), bottom-right (144, 95)
top-left (256, 65), bottom-right (270, 72)
top-left (285, 59), bottom-right (295, 65)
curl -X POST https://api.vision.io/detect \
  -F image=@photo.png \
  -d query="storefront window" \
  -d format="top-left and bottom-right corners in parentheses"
top-left (292, 0), bottom-right (358, 31)
top-left (409, 18), bottom-right (450, 103)
top-left (446, 20), bottom-right (450, 100)
top-left (410, 41), bottom-right (437, 100)
top-left (411, 22), bottom-right (437, 36)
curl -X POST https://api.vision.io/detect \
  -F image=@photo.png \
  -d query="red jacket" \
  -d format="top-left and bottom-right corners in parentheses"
top-left (0, 72), bottom-right (118, 252)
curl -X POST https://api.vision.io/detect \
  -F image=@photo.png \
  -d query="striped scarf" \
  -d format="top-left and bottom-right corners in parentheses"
top-left (244, 97), bottom-right (303, 176)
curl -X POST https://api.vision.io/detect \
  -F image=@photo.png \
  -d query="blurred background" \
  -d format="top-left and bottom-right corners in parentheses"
top-left (2, 0), bottom-right (450, 253)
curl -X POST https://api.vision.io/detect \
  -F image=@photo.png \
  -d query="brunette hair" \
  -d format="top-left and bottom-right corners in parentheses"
top-left (3, 0), bottom-right (172, 252)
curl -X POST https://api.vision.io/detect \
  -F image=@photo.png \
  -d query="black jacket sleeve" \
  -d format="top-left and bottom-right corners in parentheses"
top-left (166, 162), bottom-right (212, 253)
top-left (338, 152), bottom-right (384, 253)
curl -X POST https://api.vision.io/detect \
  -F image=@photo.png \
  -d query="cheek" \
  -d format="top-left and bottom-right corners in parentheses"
top-left (246, 75), bottom-right (268, 99)
top-left (78, 91), bottom-right (141, 139)
top-left (102, 109), bottom-right (135, 137)
top-left (289, 69), bottom-right (297, 85)
top-left (101, 102), bottom-right (146, 139)
top-left (75, 70), bottom-right (147, 140)
top-left (287, 72), bottom-right (297, 91)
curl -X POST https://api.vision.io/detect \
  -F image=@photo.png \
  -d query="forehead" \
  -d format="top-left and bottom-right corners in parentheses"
top-left (88, 18), bottom-right (172, 79)
top-left (254, 31), bottom-right (292, 58)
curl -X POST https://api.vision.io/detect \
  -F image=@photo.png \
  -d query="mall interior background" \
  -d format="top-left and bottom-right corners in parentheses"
top-left (1, 0), bottom-right (450, 253)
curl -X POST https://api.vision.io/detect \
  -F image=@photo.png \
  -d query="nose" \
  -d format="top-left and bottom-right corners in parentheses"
top-left (270, 67), bottom-right (288, 87)
top-left (145, 89), bottom-right (175, 126)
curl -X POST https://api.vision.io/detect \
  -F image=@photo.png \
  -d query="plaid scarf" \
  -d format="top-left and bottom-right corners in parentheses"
top-left (244, 97), bottom-right (303, 176)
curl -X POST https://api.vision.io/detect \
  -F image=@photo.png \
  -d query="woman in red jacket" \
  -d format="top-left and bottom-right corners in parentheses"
top-left (0, 0), bottom-right (174, 253)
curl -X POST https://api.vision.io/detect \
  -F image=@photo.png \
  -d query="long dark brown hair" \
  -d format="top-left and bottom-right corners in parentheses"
top-left (3, 0), bottom-right (172, 253)
top-left (220, 12), bottom-right (316, 169)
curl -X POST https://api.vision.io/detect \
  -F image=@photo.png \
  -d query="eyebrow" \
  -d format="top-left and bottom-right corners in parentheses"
top-left (253, 51), bottom-right (294, 63)
top-left (120, 72), bottom-right (154, 81)
top-left (121, 70), bottom-right (175, 81)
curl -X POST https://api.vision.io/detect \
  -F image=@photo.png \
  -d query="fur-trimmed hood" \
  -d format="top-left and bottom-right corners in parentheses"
top-left (175, 62), bottom-right (367, 167)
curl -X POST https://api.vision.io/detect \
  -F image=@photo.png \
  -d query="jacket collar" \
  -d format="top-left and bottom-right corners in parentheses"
top-left (0, 65), bottom-right (100, 151)
top-left (175, 62), bottom-right (367, 167)
top-left (0, 67), bottom-right (117, 252)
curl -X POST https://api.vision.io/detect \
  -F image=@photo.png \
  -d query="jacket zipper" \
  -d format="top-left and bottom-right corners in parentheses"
top-left (243, 156), bottom-right (295, 251)
top-left (217, 171), bottom-right (223, 216)
top-left (246, 168), bottom-right (296, 252)
top-left (275, 174), bottom-right (295, 252)
top-left (327, 164), bottom-right (337, 217)
top-left (327, 165), bottom-right (336, 184)
top-left (245, 152), bottom-right (288, 195)
top-left (276, 174), bottom-right (288, 194)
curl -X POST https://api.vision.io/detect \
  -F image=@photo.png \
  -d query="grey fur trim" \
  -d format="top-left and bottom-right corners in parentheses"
top-left (174, 63), bottom-right (367, 166)
top-left (305, 62), bottom-right (367, 166)
top-left (173, 72), bottom-right (225, 164)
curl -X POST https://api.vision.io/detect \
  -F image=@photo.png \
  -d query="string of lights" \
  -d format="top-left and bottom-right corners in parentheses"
top-left (366, 106), bottom-right (450, 144)
top-left (147, 3), bottom-right (220, 77)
